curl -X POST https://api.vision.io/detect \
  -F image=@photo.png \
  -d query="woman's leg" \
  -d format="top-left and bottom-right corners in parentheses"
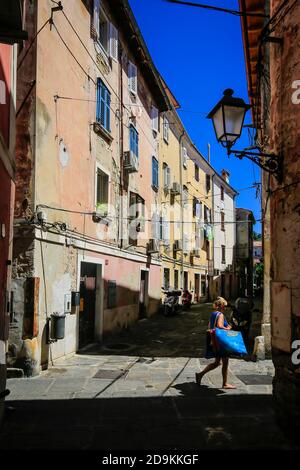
top-left (221, 357), bottom-right (236, 389)
top-left (195, 358), bottom-right (221, 385)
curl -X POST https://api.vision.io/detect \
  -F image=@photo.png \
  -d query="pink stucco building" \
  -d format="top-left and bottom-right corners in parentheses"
top-left (10, 0), bottom-right (170, 375)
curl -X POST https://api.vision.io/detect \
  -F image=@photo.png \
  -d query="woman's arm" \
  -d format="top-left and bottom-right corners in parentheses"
top-left (217, 313), bottom-right (231, 330)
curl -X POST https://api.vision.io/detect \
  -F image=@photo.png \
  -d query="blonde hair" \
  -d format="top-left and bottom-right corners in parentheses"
top-left (213, 296), bottom-right (228, 310)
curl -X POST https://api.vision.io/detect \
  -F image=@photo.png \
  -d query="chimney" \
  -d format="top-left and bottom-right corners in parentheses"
top-left (221, 169), bottom-right (230, 183)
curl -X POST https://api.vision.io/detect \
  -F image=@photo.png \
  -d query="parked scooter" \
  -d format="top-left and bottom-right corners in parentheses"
top-left (182, 289), bottom-right (192, 310)
top-left (229, 297), bottom-right (254, 344)
top-left (161, 288), bottom-right (182, 316)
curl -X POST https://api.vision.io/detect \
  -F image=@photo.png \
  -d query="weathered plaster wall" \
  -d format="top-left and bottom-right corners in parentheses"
top-left (269, 0), bottom-right (300, 433)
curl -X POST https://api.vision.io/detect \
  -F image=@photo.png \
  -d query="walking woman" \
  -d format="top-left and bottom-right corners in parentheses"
top-left (195, 297), bottom-right (236, 390)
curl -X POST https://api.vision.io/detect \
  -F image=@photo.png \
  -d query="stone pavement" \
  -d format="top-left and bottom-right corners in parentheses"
top-left (0, 304), bottom-right (298, 450)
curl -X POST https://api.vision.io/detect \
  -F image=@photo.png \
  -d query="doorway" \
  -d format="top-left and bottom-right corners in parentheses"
top-left (184, 271), bottom-right (188, 291)
top-left (195, 274), bottom-right (200, 302)
top-left (79, 262), bottom-right (97, 349)
top-left (221, 274), bottom-right (225, 297)
top-left (139, 269), bottom-right (149, 319)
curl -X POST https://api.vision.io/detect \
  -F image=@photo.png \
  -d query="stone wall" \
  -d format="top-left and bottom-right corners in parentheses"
top-left (269, 0), bottom-right (300, 433)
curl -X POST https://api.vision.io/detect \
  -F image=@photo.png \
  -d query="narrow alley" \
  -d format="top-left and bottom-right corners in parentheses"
top-left (0, 304), bottom-right (296, 451)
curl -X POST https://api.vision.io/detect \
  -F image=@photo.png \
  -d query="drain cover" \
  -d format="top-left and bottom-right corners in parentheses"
top-left (137, 358), bottom-right (155, 364)
top-left (93, 369), bottom-right (126, 379)
top-left (237, 374), bottom-right (273, 385)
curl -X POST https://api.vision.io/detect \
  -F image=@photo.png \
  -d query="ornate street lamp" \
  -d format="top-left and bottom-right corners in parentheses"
top-left (207, 89), bottom-right (282, 182)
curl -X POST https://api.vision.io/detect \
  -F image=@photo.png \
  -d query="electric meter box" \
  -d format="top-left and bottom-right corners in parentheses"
top-left (71, 292), bottom-right (80, 307)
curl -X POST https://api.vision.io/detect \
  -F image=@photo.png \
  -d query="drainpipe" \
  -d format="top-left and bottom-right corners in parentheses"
top-left (118, 46), bottom-right (124, 249)
top-left (211, 171), bottom-right (216, 300)
top-left (179, 130), bottom-right (185, 289)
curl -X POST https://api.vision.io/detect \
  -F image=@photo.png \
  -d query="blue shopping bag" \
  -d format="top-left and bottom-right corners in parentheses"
top-left (215, 329), bottom-right (248, 357)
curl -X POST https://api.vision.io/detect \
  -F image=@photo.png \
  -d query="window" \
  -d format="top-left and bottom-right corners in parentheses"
top-left (152, 157), bottom-right (159, 189)
top-left (221, 245), bottom-right (226, 264)
top-left (163, 164), bottom-right (171, 189)
top-left (221, 211), bottom-right (225, 231)
top-left (195, 164), bottom-right (199, 182)
top-left (99, 9), bottom-right (109, 53)
top-left (183, 186), bottom-right (189, 208)
top-left (151, 106), bottom-right (158, 133)
top-left (96, 167), bottom-right (109, 214)
top-left (193, 197), bottom-right (201, 218)
top-left (183, 234), bottom-right (189, 253)
top-left (206, 174), bottom-right (211, 193)
top-left (221, 185), bottom-right (224, 201)
top-left (182, 146), bottom-right (188, 168)
top-left (129, 192), bottom-right (145, 244)
top-left (204, 205), bottom-right (209, 223)
top-left (128, 61), bottom-right (137, 95)
top-left (96, 79), bottom-right (111, 132)
top-left (163, 116), bottom-right (169, 143)
top-left (92, 2), bottom-right (118, 60)
top-left (195, 229), bottom-right (201, 250)
top-left (160, 216), bottom-right (170, 245)
top-left (130, 125), bottom-right (139, 158)
top-left (152, 212), bottom-right (160, 240)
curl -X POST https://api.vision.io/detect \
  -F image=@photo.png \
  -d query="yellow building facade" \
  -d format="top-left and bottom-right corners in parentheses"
top-left (159, 106), bottom-right (214, 302)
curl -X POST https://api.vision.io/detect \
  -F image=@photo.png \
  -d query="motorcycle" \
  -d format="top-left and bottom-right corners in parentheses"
top-left (181, 289), bottom-right (192, 310)
top-left (161, 288), bottom-right (182, 316)
top-left (229, 297), bottom-right (253, 345)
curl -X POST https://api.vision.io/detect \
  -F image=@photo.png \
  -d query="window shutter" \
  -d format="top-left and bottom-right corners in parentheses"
top-left (162, 218), bottom-right (170, 245)
top-left (92, 0), bottom-right (100, 39)
top-left (109, 22), bottom-right (118, 61)
top-left (152, 157), bottom-right (158, 188)
top-left (182, 146), bottom-right (188, 167)
top-left (152, 213), bottom-right (159, 240)
top-left (163, 165), bottom-right (171, 189)
top-left (151, 106), bottom-right (158, 133)
top-left (105, 88), bottom-right (110, 131)
top-left (163, 116), bottom-right (169, 142)
top-left (128, 61), bottom-right (137, 95)
top-left (167, 166), bottom-right (171, 188)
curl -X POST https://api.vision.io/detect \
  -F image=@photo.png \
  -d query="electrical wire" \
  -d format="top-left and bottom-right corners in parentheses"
top-left (17, 18), bottom-right (51, 71)
top-left (165, 0), bottom-right (268, 17)
top-left (35, 203), bottom-right (261, 225)
top-left (52, 21), bottom-right (96, 85)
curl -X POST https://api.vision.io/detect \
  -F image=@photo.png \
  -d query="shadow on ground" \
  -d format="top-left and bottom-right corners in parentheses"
top-left (0, 393), bottom-right (294, 450)
top-left (80, 305), bottom-right (212, 358)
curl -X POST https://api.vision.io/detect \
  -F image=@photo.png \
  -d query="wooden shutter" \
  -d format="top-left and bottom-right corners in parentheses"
top-left (92, 0), bottom-right (100, 39)
top-left (182, 146), bottom-right (188, 167)
top-left (128, 61), bottom-right (137, 95)
top-left (109, 22), bottom-right (118, 61)
top-left (151, 106), bottom-right (158, 132)
top-left (163, 116), bottom-right (169, 142)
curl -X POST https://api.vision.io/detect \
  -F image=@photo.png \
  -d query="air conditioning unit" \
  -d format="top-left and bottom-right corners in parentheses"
top-left (173, 240), bottom-right (182, 251)
top-left (147, 238), bottom-right (159, 254)
top-left (171, 182), bottom-right (181, 195)
top-left (191, 249), bottom-right (200, 258)
top-left (124, 151), bottom-right (139, 173)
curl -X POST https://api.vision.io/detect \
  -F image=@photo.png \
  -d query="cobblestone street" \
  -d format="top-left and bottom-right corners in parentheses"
top-left (1, 303), bottom-right (298, 451)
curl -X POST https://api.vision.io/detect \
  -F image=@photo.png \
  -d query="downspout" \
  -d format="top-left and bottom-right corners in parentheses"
top-left (118, 45), bottom-right (124, 249)
top-left (211, 171), bottom-right (216, 300)
top-left (179, 130), bottom-right (185, 289)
